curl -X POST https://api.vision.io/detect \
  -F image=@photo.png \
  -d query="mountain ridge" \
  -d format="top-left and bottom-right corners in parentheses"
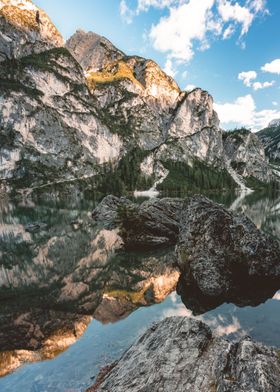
top-left (0, 0), bottom-right (276, 194)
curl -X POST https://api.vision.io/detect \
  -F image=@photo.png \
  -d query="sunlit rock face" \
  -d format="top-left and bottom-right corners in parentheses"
top-left (0, 0), bottom-right (63, 61)
top-left (66, 29), bottom-right (124, 72)
top-left (156, 88), bottom-right (224, 167)
top-left (85, 56), bottom-right (181, 151)
top-left (0, 46), bottom-right (123, 188)
top-left (1, 1), bottom-right (272, 191)
top-left (66, 29), bottom-right (232, 184)
top-left (223, 129), bottom-right (274, 184)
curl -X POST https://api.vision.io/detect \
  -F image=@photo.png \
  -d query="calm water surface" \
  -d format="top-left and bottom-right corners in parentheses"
top-left (0, 187), bottom-right (280, 392)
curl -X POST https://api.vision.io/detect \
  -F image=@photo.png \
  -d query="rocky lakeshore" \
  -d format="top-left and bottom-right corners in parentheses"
top-left (1, 1), bottom-right (280, 391)
top-left (86, 194), bottom-right (280, 391)
top-left (87, 316), bottom-right (280, 392)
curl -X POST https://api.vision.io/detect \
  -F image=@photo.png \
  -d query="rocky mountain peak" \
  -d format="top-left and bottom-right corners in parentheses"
top-left (129, 57), bottom-right (180, 104)
top-left (0, 0), bottom-right (64, 61)
top-left (66, 29), bottom-right (124, 72)
top-left (66, 30), bottom-right (180, 107)
top-left (223, 128), bottom-right (273, 184)
top-left (268, 118), bottom-right (280, 128)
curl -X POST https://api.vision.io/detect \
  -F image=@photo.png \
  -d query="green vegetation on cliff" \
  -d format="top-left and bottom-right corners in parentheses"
top-left (94, 148), bottom-right (154, 195)
top-left (158, 160), bottom-right (236, 194)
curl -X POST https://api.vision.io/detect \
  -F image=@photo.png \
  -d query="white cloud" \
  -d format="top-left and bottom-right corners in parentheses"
top-left (218, 0), bottom-right (253, 36)
top-left (149, 0), bottom-right (216, 62)
top-left (238, 70), bottom-right (257, 87)
top-left (248, 0), bottom-right (268, 14)
top-left (163, 59), bottom-right (177, 77)
top-left (120, 0), bottom-right (181, 22)
top-left (137, 0), bottom-right (179, 12)
top-left (185, 84), bottom-right (196, 91)
top-left (222, 24), bottom-right (235, 39)
top-left (272, 101), bottom-right (278, 106)
top-left (261, 59), bottom-right (280, 75)
top-left (252, 80), bottom-right (275, 90)
top-left (214, 94), bottom-right (280, 131)
top-left (120, 0), bottom-right (134, 24)
top-left (121, 0), bottom-right (269, 67)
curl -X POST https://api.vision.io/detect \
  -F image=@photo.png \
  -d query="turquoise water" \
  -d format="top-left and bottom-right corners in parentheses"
top-left (0, 188), bottom-right (280, 392)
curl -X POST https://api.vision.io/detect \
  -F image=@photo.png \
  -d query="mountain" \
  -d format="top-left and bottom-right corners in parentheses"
top-left (0, 0), bottom-right (275, 193)
top-left (0, 0), bottom-right (63, 61)
top-left (258, 120), bottom-right (280, 164)
top-left (66, 29), bottom-right (124, 72)
top-left (223, 128), bottom-right (273, 188)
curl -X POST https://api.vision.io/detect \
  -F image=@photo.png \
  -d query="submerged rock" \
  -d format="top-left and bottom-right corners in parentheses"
top-left (177, 195), bottom-right (280, 314)
top-left (88, 316), bottom-right (280, 392)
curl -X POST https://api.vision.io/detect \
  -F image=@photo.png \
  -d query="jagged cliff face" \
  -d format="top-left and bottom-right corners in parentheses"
top-left (85, 55), bottom-right (181, 150)
top-left (0, 0), bottom-right (63, 61)
top-left (0, 0), bottom-right (274, 192)
top-left (158, 89), bottom-right (224, 166)
top-left (0, 47), bottom-right (122, 188)
top-left (66, 29), bottom-right (124, 72)
top-left (258, 122), bottom-right (280, 163)
top-left (223, 129), bottom-right (273, 184)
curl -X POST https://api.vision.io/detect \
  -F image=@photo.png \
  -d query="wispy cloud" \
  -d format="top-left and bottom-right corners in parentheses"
top-left (252, 80), bottom-right (275, 90)
top-left (238, 70), bottom-right (257, 87)
top-left (214, 94), bottom-right (280, 130)
top-left (120, 0), bottom-right (268, 72)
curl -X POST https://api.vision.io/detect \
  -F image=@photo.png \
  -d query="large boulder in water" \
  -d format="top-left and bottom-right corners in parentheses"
top-left (87, 316), bottom-right (280, 392)
top-left (176, 195), bottom-right (280, 314)
top-left (92, 194), bottom-right (280, 311)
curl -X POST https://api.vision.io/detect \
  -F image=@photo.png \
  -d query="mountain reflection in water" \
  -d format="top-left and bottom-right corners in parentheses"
top-left (0, 188), bottom-right (280, 392)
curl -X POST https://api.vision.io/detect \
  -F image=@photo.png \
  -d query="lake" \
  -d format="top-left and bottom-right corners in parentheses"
top-left (0, 186), bottom-right (280, 392)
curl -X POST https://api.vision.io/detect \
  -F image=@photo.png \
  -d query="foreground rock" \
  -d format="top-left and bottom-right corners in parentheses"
top-left (93, 194), bottom-right (280, 312)
top-left (177, 195), bottom-right (280, 314)
top-left (92, 195), bottom-right (183, 249)
top-left (87, 316), bottom-right (280, 392)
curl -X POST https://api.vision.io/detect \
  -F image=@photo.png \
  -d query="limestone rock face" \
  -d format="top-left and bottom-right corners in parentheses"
top-left (223, 129), bottom-right (273, 183)
top-left (0, 0), bottom-right (63, 61)
top-left (258, 122), bottom-right (280, 163)
top-left (90, 316), bottom-right (280, 392)
top-left (176, 195), bottom-right (280, 314)
top-left (66, 29), bottom-right (124, 72)
top-left (156, 88), bottom-right (224, 167)
top-left (86, 56), bottom-right (181, 151)
top-left (0, 1), bottom-right (275, 191)
top-left (0, 47), bottom-right (123, 188)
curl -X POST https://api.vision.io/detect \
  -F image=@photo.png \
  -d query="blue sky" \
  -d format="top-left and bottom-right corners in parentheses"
top-left (33, 0), bottom-right (280, 130)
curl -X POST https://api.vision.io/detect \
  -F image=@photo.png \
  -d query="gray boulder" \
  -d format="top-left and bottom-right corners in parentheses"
top-left (87, 316), bottom-right (280, 392)
top-left (92, 196), bottom-right (183, 249)
top-left (177, 195), bottom-right (280, 313)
